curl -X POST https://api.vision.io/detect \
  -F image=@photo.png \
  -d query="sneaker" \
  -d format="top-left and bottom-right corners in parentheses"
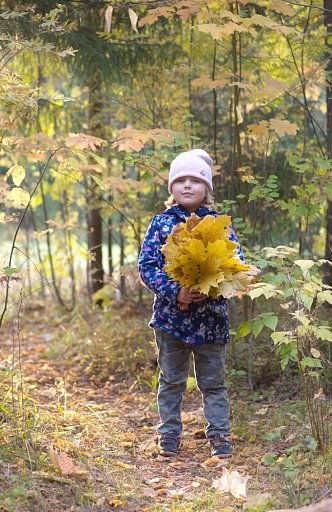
top-left (158, 432), bottom-right (181, 457)
top-left (209, 434), bottom-right (232, 459)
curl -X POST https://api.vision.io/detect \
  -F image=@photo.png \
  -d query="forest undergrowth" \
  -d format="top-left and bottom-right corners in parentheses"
top-left (0, 301), bottom-right (331, 512)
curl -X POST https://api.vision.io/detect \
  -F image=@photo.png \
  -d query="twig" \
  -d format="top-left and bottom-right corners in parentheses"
top-left (0, 149), bottom-right (61, 327)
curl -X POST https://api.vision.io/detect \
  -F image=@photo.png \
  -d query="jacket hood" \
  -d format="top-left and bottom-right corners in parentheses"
top-left (165, 204), bottom-right (218, 222)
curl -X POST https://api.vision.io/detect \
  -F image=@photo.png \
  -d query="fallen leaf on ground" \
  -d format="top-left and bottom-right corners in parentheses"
top-left (202, 456), bottom-right (226, 468)
top-left (181, 411), bottom-right (198, 423)
top-left (137, 438), bottom-right (157, 454)
top-left (121, 432), bottom-right (137, 441)
top-left (242, 491), bottom-right (272, 510)
top-left (193, 428), bottom-right (206, 438)
top-left (108, 496), bottom-right (127, 508)
top-left (113, 461), bottom-right (137, 469)
top-left (256, 408), bottom-right (268, 415)
top-left (212, 467), bottom-right (249, 499)
top-left (48, 447), bottom-right (89, 477)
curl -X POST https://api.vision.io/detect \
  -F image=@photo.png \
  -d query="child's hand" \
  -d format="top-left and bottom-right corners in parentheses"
top-left (176, 286), bottom-right (207, 304)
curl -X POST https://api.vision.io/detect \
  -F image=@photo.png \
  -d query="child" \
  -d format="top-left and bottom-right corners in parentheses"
top-left (138, 149), bottom-right (244, 458)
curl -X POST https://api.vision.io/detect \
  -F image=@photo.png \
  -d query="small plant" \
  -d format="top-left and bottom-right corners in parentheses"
top-left (235, 247), bottom-right (332, 451)
top-left (263, 439), bottom-right (318, 508)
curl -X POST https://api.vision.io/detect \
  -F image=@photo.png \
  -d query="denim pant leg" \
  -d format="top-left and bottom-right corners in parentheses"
top-left (193, 343), bottom-right (231, 438)
top-left (154, 327), bottom-right (191, 435)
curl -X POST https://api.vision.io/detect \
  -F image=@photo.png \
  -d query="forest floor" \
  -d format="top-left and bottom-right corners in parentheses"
top-left (0, 302), bottom-right (331, 512)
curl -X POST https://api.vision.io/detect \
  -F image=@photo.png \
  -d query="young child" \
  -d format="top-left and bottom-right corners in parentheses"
top-left (138, 149), bottom-right (244, 458)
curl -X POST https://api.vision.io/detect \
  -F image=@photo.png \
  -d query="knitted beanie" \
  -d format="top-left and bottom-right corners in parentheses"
top-left (168, 149), bottom-right (213, 193)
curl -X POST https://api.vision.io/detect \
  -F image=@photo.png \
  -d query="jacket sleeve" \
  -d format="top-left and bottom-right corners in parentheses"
top-left (138, 216), bottom-right (180, 303)
top-left (229, 226), bottom-right (246, 262)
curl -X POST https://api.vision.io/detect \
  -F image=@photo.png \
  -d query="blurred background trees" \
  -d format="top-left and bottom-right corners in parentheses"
top-left (1, 0), bottom-right (331, 314)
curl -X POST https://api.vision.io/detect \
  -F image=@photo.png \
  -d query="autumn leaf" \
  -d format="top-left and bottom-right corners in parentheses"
top-left (269, 118), bottom-right (299, 137)
top-left (191, 213), bottom-right (232, 243)
top-left (196, 22), bottom-right (249, 40)
top-left (217, 21), bottom-right (249, 37)
top-left (138, 6), bottom-right (173, 27)
top-left (2, 266), bottom-right (20, 277)
top-left (191, 75), bottom-right (228, 90)
top-left (195, 23), bottom-right (224, 39)
top-left (161, 214), bottom-right (259, 301)
top-left (108, 496), bottom-right (128, 508)
top-left (247, 120), bottom-right (269, 137)
top-left (104, 176), bottom-right (146, 192)
top-left (53, 49), bottom-right (78, 58)
top-left (129, 9), bottom-right (139, 33)
top-left (48, 447), bottom-right (89, 478)
top-left (176, 1), bottom-right (200, 22)
top-left (219, 9), bottom-right (243, 23)
top-left (255, 78), bottom-right (287, 100)
top-left (212, 467), bottom-right (249, 499)
top-left (64, 133), bottom-right (107, 151)
top-left (113, 128), bottom-right (179, 151)
top-left (35, 132), bottom-right (59, 148)
top-left (313, 387), bottom-right (325, 400)
top-left (116, 139), bottom-right (145, 152)
top-left (105, 6), bottom-right (114, 33)
top-left (293, 259), bottom-right (316, 281)
top-left (8, 187), bottom-right (30, 206)
top-left (4, 164), bottom-right (25, 186)
top-left (113, 461), bottom-right (137, 469)
top-left (229, 81), bottom-right (255, 91)
top-left (236, 105), bottom-right (244, 124)
top-left (268, 0), bottom-right (296, 16)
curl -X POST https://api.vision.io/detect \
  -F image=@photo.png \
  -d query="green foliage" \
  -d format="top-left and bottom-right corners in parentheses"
top-left (262, 439), bottom-right (319, 508)
top-left (234, 312), bottom-right (278, 341)
top-left (233, 246), bottom-right (332, 448)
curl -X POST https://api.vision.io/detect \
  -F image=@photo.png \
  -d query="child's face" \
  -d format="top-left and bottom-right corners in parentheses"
top-left (172, 176), bottom-right (207, 212)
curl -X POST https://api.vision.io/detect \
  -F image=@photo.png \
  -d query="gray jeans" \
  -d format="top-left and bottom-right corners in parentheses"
top-left (154, 327), bottom-right (231, 438)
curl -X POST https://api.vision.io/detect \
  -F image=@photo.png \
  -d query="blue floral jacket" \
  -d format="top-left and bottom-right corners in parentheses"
top-left (138, 205), bottom-right (244, 346)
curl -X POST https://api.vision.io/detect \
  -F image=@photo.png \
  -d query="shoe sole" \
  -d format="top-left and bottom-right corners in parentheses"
top-left (215, 453), bottom-right (232, 459)
top-left (160, 451), bottom-right (177, 457)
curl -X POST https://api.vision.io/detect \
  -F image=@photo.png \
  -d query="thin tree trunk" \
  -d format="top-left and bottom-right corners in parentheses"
top-left (324, 0), bottom-right (332, 287)
top-left (40, 180), bottom-right (66, 307)
top-left (30, 209), bottom-right (46, 301)
top-left (88, 182), bottom-right (104, 297)
top-left (230, 10), bottom-right (253, 389)
top-left (325, 200), bottom-right (332, 285)
top-left (119, 215), bottom-right (125, 296)
top-left (107, 216), bottom-right (113, 278)
top-left (63, 189), bottom-right (76, 308)
top-left (87, 79), bottom-right (104, 298)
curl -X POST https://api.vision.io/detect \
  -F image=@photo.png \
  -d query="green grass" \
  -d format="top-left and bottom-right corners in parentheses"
top-left (0, 302), bottom-right (331, 511)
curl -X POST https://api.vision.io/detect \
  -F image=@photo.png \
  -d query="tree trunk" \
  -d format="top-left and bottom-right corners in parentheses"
top-left (324, 0), bottom-right (332, 287)
top-left (87, 76), bottom-right (104, 298)
top-left (88, 180), bottom-right (104, 293)
top-left (88, 185), bottom-right (104, 297)
top-left (119, 215), bottom-right (126, 296)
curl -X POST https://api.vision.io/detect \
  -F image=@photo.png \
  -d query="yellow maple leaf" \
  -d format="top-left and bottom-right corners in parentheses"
top-left (247, 120), bottom-right (269, 137)
top-left (269, 118), bottom-right (299, 137)
top-left (269, 0), bottom-right (295, 16)
top-left (190, 215), bottom-right (232, 244)
top-left (191, 75), bottom-right (228, 90)
top-left (177, 240), bottom-right (226, 294)
top-left (161, 214), bottom-right (257, 300)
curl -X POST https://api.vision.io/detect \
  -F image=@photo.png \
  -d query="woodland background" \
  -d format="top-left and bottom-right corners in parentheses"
top-left (0, 1), bottom-right (332, 511)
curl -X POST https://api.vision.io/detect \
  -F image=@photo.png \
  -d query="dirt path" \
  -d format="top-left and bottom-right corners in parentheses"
top-left (0, 312), bottom-right (280, 511)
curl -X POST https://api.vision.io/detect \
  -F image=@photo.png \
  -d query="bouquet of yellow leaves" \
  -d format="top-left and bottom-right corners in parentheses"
top-left (161, 213), bottom-right (259, 305)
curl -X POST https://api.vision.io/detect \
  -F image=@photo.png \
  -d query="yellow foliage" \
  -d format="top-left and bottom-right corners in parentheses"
top-left (161, 214), bottom-right (259, 299)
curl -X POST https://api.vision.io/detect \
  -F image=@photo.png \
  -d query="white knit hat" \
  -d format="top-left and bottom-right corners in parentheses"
top-left (168, 149), bottom-right (213, 193)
